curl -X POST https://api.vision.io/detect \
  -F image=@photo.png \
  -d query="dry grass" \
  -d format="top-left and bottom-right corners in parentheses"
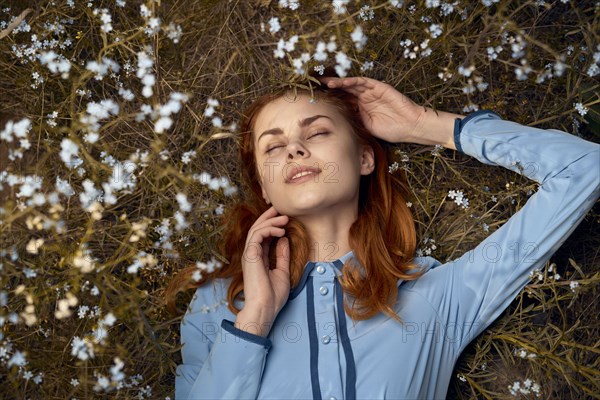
top-left (0, 0), bottom-right (598, 398)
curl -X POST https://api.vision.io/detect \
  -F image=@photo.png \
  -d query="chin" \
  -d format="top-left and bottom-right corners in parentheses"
top-left (276, 199), bottom-right (337, 216)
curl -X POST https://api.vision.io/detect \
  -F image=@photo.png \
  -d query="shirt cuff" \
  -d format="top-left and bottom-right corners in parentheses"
top-left (221, 319), bottom-right (273, 350)
top-left (454, 110), bottom-right (502, 153)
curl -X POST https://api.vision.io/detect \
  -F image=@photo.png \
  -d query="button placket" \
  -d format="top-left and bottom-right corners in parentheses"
top-left (312, 264), bottom-right (343, 400)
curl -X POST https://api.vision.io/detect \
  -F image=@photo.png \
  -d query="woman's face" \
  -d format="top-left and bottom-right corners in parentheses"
top-left (252, 92), bottom-right (375, 217)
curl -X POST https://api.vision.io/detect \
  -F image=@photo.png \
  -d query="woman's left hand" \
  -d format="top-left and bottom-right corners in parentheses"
top-left (318, 76), bottom-right (426, 144)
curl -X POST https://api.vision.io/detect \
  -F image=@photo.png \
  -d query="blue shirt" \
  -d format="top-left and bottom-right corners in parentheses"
top-left (175, 110), bottom-right (600, 400)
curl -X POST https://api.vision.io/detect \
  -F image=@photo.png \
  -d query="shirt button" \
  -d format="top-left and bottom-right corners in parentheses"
top-left (329, 397), bottom-right (337, 400)
top-left (319, 286), bottom-right (329, 295)
top-left (322, 335), bottom-right (330, 344)
top-left (316, 265), bottom-right (325, 274)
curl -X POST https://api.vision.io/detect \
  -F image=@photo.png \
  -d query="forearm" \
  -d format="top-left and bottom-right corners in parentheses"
top-left (410, 107), bottom-right (464, 150)
top-left (235, 307), bottom-right (275, 338)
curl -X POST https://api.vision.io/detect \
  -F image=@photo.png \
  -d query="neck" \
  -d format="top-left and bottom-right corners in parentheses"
top-left (295, 202), bottom-right (357, 263)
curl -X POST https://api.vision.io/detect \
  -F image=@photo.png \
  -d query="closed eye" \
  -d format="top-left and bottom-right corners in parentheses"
top-left (265, 131), bottom-right (329, 154)
top-left (309, 131), bottom-right (329, 139)
top-left (265, 144), bottom-right (284, 154)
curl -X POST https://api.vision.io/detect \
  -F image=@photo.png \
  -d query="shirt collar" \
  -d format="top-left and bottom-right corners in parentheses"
top-left (289, 249), bottom-right (357, 300)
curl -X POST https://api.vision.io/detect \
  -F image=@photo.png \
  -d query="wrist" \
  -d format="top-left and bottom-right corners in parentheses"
top-left (412, 107), bottom-right (464, 150)
top-left (235, 308), bottom-right (274, 338)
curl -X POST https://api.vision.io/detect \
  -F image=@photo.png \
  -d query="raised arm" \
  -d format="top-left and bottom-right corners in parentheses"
top-left (177, 203), bottom-right (293, 399)
top-left (175, 282), bottom-right (273, 400)
top-left (417, 110), bottom-right (599, 353)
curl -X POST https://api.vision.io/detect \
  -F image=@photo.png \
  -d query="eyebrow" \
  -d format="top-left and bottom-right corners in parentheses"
top-left (256, 115), bottom-right (333, 145)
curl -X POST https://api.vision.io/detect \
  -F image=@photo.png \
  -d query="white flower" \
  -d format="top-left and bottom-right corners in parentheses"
top-left (174, 210), bottom-right (188, 231)
top-left (268, 17), bottom-right (281, 34)
top-left (154, 117), bottom-right (173, 133)
top-left (326, 37), bottom-right (337, 52)
top-left (587, 63), bottom-right (599, 77)
top-left (510, 35), bottom-right (527, 59)
top-left (448, 189), bottom-right (469, 209)
top-left (1, 118), bottom-right (31, 143)
top-left (360, 60), bottom-right (374, 72)
top-left (359, 5), bottom-right (374, 21)
top-left (482, 0), bottom-right (500, 6)
top-left (332, 0), bottom-right (350, 14)
top-left (569, 281), bottom-right (579, 292)
top-left (285, 34), bottom-right (299, 52)
top-left (212, 117), bottom-right (223, 127)
top-left (56, 292), bottom-right (79, 319)
top-left (25, 238), bottom-right (44, 254)
top-left (59, 138), bottom-right (81, 167)
top-left (204, 97), bottom-right (220, 117)
top-left (515, 59), bottom-right (532, 81)
top-left (137, 51), bottom-right (155, 97)
top-left (71, 336), bottom-right (94, 360)
top-left (428, 23), bottom-right (442, 38)
top-left (279, 0), bottom-right (299, 10)
top-left (196, 257), bottom-right (223, 274)
top-left (292, 52), bottom-right (311, 74)
top-left (314, 64), bottom-right (325, 75)
top-left (314, 41), bottom-right (328, 61)
top-left (458, 64), bottom-right (475, 77)
top-left (78, 305), bottom-right (89, 319)
top-left (102, 312), bottom-right (116, 326)
top-left (509, 378), bottom-right (542, 397)
top-left (93, 8), bottom-right (113, 33)
top-left (8, 350), bottom-right (27, 367)
top-left (334, 51), bottom-right (351, 77)
top-left (87, 99), bottom-right (119, 119)
top-left (574, 102), bottom-right (588, 116)
top-left (176, 193), bottom-right (192, 212)
top-left (110, 357), bottom-right (125, 382)
top-left (140, 4), bottom-right (151, 17)
top-left (350, 26), bottom-right (367, 51)
top-left (38, 51), bottom-right (71, 79)
top-left (85, 57), bottom-right (120, 81)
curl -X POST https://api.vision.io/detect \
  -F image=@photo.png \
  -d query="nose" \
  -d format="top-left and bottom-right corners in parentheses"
top-left (287, 140), bottom-right (309, 160)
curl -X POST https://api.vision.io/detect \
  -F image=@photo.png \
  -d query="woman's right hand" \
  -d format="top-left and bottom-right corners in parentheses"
top-left (319, 76), bottom-right (463, 150)
top-left (239, 206), bottom-right (291, 333)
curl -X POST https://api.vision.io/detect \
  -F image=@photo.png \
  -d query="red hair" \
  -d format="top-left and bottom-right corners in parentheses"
top-left (164, 78), bottom-right (425, 323)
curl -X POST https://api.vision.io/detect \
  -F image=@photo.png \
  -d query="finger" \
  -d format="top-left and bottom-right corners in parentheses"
top-left (250, 210), bottom-right (288, 236)
top-left (254, 205), bottom-right (279, 225)
top-left (337, 85), bottom-right (368, 96)
top-left (327, 76), bottom-right (376, 90)
top-left (250, 215), bottom-right (289, 238)
top-left (247, 225), bottom-right (286, 247)
top-left (263, 236), bottom-right (270, 269)
top-left (275, 237), bottom-right (290, 271)
top-left (245, 226), bottom-right (286, 263)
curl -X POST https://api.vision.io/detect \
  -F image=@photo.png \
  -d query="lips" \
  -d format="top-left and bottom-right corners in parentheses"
top-left (286, 165), bottom-right (321, 183)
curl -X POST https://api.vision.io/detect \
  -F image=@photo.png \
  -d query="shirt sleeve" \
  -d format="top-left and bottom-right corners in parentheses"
top-left (431, 110), bottom-right (599, 353)
top-left (175, 285), bottom-right (273, 400)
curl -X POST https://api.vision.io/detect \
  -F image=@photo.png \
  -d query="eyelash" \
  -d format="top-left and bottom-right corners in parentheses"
top-left (265, 131), bottom-right (329, 154)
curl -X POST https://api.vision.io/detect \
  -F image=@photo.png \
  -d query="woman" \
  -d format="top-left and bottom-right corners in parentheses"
top-left (169, 74), bottom-right (599, 399)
